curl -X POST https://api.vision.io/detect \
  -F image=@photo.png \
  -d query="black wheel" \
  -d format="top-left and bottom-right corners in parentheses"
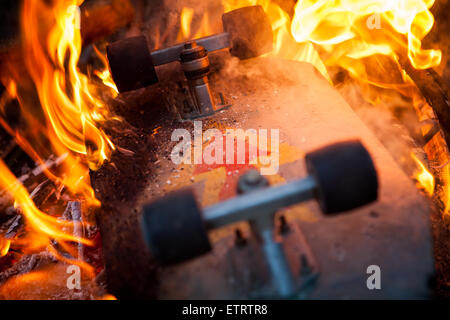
top-left (106, 36), bottom-right (159, 93)
top-left (140, 188), bottom-right (211, 265)
top-left (222, 5), bottom-right (273, 59)
top-left (305, 140), bottom-right (378, 214)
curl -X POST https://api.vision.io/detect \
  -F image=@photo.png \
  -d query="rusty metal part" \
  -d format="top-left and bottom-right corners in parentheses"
top-left (150, 5), bottom-right (273, 65)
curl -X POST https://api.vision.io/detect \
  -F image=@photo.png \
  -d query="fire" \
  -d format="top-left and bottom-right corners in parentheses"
top-left (0, 0), bottom-right (116, 291)
top-left (178, 7), bottom-right (213, 41)
top-left (220, 0), bottom-right (441, 84)
top-left (0, 158), bottom-right (92, 248)
top-left (0, 239), bottom-right (11, 257)
top-left (21, 0), bottom-right (115, 171)
top-left (221, 0), bottom-right (329, 79)
top-left (291, 0), bottom-right (441, 80)
top-left (93, 46), bottom-right (119, 97)
top-left (178, 1), bottom-right (445, 206)
top-left (411, 153), bottom-right (435, 196)
top-left (0, 0), bottom-right (445, 298)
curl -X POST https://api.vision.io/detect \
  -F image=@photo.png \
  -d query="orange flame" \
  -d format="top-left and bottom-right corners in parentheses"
top-left (180, 1), bottom-right (443, 204)
top-left (292, 0), bottom-right (440, 68)
top-left (221, 0), bottom-right (329, 79)
top-left (93, 46), bottom-right (119, 97)
top-left (0, 159), bottom-right (92, 249)
top-left (178, 7), bottom-right (213, 42)
top-left (0, 0), bottom-right (116, 276)
top-left (0, 238), bottom-right (11, 257)
top-left (411, 153), bottom-right (435, 196)
top-left (21, 0), bottom-right (115, 171)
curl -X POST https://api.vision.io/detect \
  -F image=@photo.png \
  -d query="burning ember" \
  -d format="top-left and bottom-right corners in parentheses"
top-left (0, 0), bottom-right (449, 300)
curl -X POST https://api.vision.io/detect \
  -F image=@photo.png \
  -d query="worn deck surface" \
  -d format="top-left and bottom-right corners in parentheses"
top-left (139, 56), bottom-right (434, 299)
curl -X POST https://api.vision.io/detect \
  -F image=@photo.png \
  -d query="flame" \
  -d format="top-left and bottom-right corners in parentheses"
top-left (0, 238), bottom-right (11, 257)
top-left (218, 0), bottom-right (441, 88)
top-left (22, 0), bottom-right (115, 171)
top-left (179, 7), bottom-right (195, 40)
top-left (179, 1), bottom-right (444, 206)
top-left (0, 0), bottom-right (117, 291)
top-left (178, 7), bottom-right (213, 41)
top-left (290, 0), bottom-right (441, 87)
top-left (93, 46), bottom-right (119, 97)
top-left (221, 0), bottom-right (329, 79)
top-left (412, 153), bottom-right (435, 196)
top-left (0, 159), bottom-right (92, 249)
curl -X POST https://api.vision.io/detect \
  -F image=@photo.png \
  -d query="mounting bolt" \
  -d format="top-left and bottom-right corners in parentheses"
top-left (184, 41), bottom-right (196, 49)
top-left (279, 215), bottom-right (290, 234)
top-left (234, 228), bottom-right (247, 247)
top-left (237, 169), bottom-right (269, 194)
top-left (300, 254), bottom-right (312, 276)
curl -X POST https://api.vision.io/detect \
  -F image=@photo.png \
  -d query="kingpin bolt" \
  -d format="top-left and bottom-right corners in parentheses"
top-left (234, 228), bottom-right (247, 247)
top-left (237, 170), bottom-right (269, 194)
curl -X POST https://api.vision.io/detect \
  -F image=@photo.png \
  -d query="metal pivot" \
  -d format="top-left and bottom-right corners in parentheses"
top-left (180, 42), bottom-right (216, 116)
top-left (179, 41), bottom-right (230, 119)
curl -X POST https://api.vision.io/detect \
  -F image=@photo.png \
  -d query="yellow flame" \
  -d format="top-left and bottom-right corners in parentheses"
top-left (178, 8), bottom-right (213, 42)
top-left (93, 46), bottom-right (119, 97)
top-left (0, 238), bottom-right (11, 257)
top-left (291, 0), bottom-right (441, 79)
top-left (0, 0), bottom-right (116, 276)
top-left (411, 153), bottom-right (435, 196)
top-left (179, 7), bottom-right (195, 40)
top-left (221, 0), bottom-right (329, 79)
top-left (0, 158), bottom-right (93, 251)
top-left (22, 0), bottom-right (114, 171)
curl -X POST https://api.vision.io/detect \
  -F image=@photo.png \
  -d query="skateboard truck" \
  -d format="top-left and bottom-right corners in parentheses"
top-left (141, 140), bottom-right (379, 298)
top-left (179, 41), bottom-right (220, 117)
top-left (106, 5), bottom-right (273, 119)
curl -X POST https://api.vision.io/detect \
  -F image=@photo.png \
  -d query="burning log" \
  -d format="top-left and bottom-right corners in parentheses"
top-left (399, 57), bottom-right (450, 148)
top-left (0, 252), bottom-right (56, 285)
top-left (60, 201), bottom-right (85, 261)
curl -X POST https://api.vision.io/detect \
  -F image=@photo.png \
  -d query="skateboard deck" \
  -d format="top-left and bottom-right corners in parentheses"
top-left (135, 57), bottom-right (434, 299)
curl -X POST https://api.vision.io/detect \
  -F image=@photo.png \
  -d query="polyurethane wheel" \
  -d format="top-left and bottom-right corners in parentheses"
top-left (222, 5), bottom-right (273, 60)
top-left (140, 188), bottom-right (212, 265)
top-left (305, 140), bottom-right (378, 214)
top-left (106, 36), bottom-right (159, 93)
